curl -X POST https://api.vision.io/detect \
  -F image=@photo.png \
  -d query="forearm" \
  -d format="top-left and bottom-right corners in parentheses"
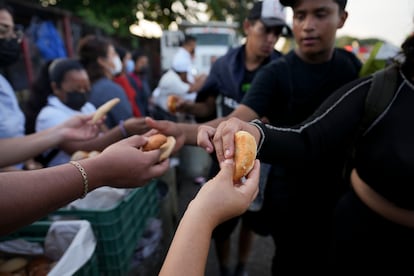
top-left (0, 128), bottom-right (61, 167)
top-left (0, 157), bottom-right (109, 235)
top-left (182, 102), bottom-right (215, 118)
top-left (159, 201), bottom-right (214, 276)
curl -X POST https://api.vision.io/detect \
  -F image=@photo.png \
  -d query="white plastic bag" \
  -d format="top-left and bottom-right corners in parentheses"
top-left (46, 220), bottom-right (96, 276)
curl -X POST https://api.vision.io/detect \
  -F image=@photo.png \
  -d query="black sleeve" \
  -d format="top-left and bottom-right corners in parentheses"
top-left (255, 77), bottom-right (371, 165)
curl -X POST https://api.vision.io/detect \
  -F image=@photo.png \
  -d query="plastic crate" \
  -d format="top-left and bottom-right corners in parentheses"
top-left (0, 221), bottom-right (99, 276)
top-left (50, 180), bottom-right (160, 276)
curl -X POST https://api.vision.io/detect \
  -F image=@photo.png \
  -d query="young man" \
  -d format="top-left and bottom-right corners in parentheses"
top-left (173, 1), bottom-right (290, 275)
top-left (147, 0), bottom-right (361, 274)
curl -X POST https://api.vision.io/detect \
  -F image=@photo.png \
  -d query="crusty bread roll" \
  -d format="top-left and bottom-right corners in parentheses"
top-left (159, 136), bottom-right (176, 162)
top-left (71, 150), bottom-right (101, 161)
top-left (0, 257), bottom-right (28, 273)
top-left (92, 97), bottom-right (120, 123)
top-left (143, 134), bottom-right (176, 162)
top-left (142, 134), bottom-right (168, 151)
top-left (71, 150), bottom-right (89, 161)
top-left (233, 130), bottom-right (257, 182)
top-left (167, 95), bottom-right (179, 114)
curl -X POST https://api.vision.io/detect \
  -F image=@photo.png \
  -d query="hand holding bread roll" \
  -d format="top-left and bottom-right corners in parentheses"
top-left (233, 130), bottom-right (257, 182)
top-left (142, 133), bottom-right (176, 162)
top-left (167, 95), bottom-right (179, 114)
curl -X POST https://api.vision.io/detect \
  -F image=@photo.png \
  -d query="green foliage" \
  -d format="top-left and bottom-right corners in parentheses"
top-left (39, 0), bottom-right (255, 37)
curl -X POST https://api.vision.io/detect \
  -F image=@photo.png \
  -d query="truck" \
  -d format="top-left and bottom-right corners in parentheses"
top-left (160, 21), bottom-right (240, 75)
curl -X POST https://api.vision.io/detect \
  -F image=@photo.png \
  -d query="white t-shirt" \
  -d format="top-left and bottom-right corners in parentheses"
top-left (153, 69), bottom-right (190, 111)
top-left (36, 95), bottom-right (96, 167)
top-left (173, 47), bottom-right (196, 84)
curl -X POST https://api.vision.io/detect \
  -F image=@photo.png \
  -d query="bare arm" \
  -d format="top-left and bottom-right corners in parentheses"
top-left (0, 114), bottom-right (100, 168)
top-left (177, 96), bottom-right (216, 118)
top-left (159, 159), bottom-right (260, 276)
top-left (0, 135), bottom-right (170, 235)
top-left (60, 117), bottom-right (149, 154)
top-left (146, 104), bottom-right (259, 147)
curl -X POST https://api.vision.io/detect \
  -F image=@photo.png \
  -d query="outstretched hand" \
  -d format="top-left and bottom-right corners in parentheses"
top-left (145, 117), bottom-right (186, 153)
top-left (59, 114), bottom-right (102, 141)
top-left (212, 117), bottom-right (261, 163)
top-left (191, 158), bottom-right (260, 228)
top-left (197, 125), bottom-right (216, 154)
top-left (95, 135), bottom-right (170, 188)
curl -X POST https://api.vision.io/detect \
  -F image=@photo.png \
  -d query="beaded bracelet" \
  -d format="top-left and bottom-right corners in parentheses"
top-left (70, 160), bottom-right (89, 199)
top-left (119, 120), bottom-right (128, 138)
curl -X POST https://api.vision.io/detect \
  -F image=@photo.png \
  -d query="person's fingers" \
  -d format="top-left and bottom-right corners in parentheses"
top-left (217, 158), bottom-right (235, 182)
top-left (213, 119), bottom-right (240, 162)
top-left (239, 160), bottom-right (260, 201)
top-left (143, 128), bottom-right (159, 137)
top-left (145, 117), bottom-right (166, 131)
top-left (147, 158), bottom-right (170, 177)
top-left (197, 125), bottom-right (216, 153)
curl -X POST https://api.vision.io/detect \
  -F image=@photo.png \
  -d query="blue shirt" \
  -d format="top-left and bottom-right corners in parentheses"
top-left (0, 74), bottom-right (25, 168)
top-left (89, 77), bottom-right (132, 128)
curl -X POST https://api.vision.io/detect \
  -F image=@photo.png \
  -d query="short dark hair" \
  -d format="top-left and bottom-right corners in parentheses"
top-left (181, 35), bottom-right (196, 46)
top-left (0, 2), bottom-right (14, 15)
top-left (280, 0), bottom-right (347, 11)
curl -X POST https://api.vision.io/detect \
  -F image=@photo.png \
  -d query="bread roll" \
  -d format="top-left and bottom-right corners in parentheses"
top-left (0, 257), bottom-right (28, 273)
top-left (142, 134), bottom-right (176, 162)
top-left (92, 98), bottom-right (120, 123)
top-left (233, 130), bottom-right (257, 182)
top-left (142, 134), bottom-right (168, 151)
top-left (159, 136), bottom-right (176, 162)
top-left (70, 150), bottom-right (89, 161)
top-left (167, 95), bottom-right (179, 114)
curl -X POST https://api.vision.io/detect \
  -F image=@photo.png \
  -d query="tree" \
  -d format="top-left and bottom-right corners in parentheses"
top-left (38, 0), bottom-right (255, 38)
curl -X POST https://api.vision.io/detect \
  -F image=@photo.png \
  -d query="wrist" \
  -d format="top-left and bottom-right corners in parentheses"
top-left (118, 120), bottom-right (128, 138)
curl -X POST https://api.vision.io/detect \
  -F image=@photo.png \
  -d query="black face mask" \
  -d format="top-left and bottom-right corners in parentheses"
top-left (0, 38), bottom-right (21, 67)
top-left (65, 91), bottom-right (89, 111)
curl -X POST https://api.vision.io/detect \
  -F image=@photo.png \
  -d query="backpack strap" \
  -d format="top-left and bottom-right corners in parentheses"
top-left (342, 64), bottom-right (399, 183)
top-left (360, 64), bottom-right (399, 133)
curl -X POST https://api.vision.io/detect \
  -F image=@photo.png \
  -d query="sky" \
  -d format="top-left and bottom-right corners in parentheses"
top-left (284, 0), bottom-right (414, 47)
top-left (338, 0), bottom-right (414, 47)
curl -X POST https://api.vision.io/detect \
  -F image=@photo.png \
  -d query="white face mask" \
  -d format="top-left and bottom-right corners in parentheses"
top-left (126, 59), bottom-right (135, 73)
top-left (111, 55), bottom-right (123, 76)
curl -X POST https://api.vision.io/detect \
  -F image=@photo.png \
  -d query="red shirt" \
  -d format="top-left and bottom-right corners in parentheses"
top-left (113, 74), bottom-right (142, 117)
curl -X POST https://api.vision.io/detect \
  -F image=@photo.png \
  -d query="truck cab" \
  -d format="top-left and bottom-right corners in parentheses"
top-left (161, 21), bottom-right (240, 75)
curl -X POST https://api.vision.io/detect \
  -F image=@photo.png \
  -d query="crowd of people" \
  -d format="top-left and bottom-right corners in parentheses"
top-left (1, 0), bottom-right (413, 275)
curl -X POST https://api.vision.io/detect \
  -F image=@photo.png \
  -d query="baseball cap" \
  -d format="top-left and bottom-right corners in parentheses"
top-left (280, 0), bottom-right (347, 10)
top-left (248, 0), bottom-right (289, 29)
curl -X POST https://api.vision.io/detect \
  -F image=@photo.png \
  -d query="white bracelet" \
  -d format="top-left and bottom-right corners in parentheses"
top-left (70, 160), bottom-right (89, 199)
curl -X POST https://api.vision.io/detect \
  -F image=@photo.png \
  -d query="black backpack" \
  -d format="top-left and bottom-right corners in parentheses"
top-left (343, 63), bottom-right (399, 181)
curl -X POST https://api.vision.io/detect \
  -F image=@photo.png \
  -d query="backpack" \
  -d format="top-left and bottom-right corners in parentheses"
top-left (343, 63), bottom-right (399, 182)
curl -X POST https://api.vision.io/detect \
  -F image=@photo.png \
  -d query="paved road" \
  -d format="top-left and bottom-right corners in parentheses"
top-left (132, 146), bottom-right (274, 276)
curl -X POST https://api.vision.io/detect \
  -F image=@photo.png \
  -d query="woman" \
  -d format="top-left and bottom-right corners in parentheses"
top-left (27, 58), bottom-right (148, 167)
top-left (77, 35), bottom-right (133, 128)
top-left (200, 33), bottom-right (414, 275)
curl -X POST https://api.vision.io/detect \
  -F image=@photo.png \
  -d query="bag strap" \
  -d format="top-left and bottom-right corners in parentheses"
top-left (359, 63), bottom-right (399, 133)
top-left (342, 64), bottom-right (399, 183)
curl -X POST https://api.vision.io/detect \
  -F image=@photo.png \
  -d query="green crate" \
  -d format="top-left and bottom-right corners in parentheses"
top-left (50, 180), bottom-right (160, 276)
top-left (0, 221), bottom-right (99, 276)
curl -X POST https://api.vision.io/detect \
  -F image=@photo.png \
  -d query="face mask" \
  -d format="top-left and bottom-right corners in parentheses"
top-left (111, 55), bottom-right (123, 76)
top-left (65, 91), bottom-right (89, 110)
top-left (0, 38), bottom-right (21, 67)
top-left (126, 59), bottom-right (135, 73)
